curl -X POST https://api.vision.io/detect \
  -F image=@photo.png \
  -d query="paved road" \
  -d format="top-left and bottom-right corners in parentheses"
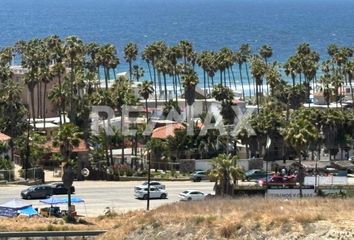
top-left (0, 181), bottom-right (215, 217)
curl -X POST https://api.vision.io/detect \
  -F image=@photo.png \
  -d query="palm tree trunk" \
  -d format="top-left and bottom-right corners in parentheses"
top-left (349, 77), bottom-right (354, 104)
top-left (30, 88), bottom-right (36, 128)
top-left (203, 70), bottom-right (207, 111)
top-left (256, 83), bottom-right (259, 113)
top-left (230, 67), bottom-right (237, 91)
top-left (245, 63), bottom-right (252, 98)
top-left (129, 60), bottom-right (132, 81)
top-left (43, 82), bottom-right (47, 130)
top-left (58, 74), bottom-right (63, 126)
top-left (239, 64), bottom-right (245, 101)
top-left (145, 99), bottom-right (149, 122)
top-left (163, 73), bottom-right (167, 102)
top-left (299, 153), bottom-right (303, 198)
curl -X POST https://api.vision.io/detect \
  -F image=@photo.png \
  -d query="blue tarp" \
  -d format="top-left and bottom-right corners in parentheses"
top-left (40, 196), bottom-right (84, 205)
top-left (18, 206), bottom-right (38, 216)
top-left (0, 199), bottom-right (37, 217)
top-left (0, 199), bottom-right (31, 209)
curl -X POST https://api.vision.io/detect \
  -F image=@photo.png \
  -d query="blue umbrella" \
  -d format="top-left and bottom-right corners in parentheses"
top-left (40, 196), bottom-right (84, 205)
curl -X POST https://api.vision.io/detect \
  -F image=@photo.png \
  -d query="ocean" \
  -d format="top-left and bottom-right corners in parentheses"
top-left (1, 0), bottom-right (354, 87)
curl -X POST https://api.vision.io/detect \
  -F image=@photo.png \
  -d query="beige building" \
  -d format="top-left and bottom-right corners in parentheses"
top-left (11, 65), bottom-right (60, 119)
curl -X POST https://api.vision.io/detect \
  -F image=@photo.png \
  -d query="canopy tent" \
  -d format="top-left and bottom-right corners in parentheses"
top-left (40, 196), bottom-right (84, 205)
top-left (40, 196), bottom-right (86, 216)
top-left (0, 199), bottom-right (31, 209)
top-left (0, 199), bottom-right (38, 217)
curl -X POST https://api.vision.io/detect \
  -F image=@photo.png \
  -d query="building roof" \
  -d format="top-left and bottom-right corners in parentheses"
top-left (44, 139), bottom-right (89, 153)
top-left (0, 132), bottom-right (11, 141)
top-left (151, 123), bottom-right (185, 139)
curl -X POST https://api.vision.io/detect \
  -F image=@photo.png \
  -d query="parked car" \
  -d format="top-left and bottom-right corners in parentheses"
top-left (134, 186), bottom-right (168, 200)
top-left (51, 182), bottom-right (75, 195)
top-left (258, 175), bottom-right (297, 188)
top-left (141, 181), bottom-right (165, 189)
top-left (244, 169), bottom-right (267, 181)
top-left (21, 185), bottom-right (53, 199)
top-left (179, 190), bottom-right (208, 201)
top-left (190, 171), bottom-right (209, 182)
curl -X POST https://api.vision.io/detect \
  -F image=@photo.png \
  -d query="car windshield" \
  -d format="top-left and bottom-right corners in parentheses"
top-left (182, 191), bottom-right (189, 194)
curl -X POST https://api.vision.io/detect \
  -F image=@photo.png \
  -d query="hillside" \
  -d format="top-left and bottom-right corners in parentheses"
top-left (1, 198), bottom-right (354, 239)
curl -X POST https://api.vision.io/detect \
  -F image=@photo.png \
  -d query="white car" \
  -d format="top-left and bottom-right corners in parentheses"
top-left (134, 186), bottom-right (168, 200)
top-left (179, 190), bottom-right (207, 201)
top-left (141, 181), bottom-right (165, 190)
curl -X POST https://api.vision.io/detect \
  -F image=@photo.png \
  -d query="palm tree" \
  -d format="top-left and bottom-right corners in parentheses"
top-left (143, 41), bottom-right (167, 107)
top-left (284, 56), bottom-right (299, 86)
top-left (64, 36), bottom-right (85, 121)
top-left (282, 117), bottom-right (318, 197)
top-left (182, 70), bottom-right (199, 123)
top-left (240, 44), bottom-right (253, 97)
top-left (124, 43), bottom-right (138, 81)
top-left (212, 84), bottom-right (235, 124)
top-left (209, 154), bottom-right (244, 196)
top-left (178, 40), bottom-right (193, 67)
top-left (50, 63), bottom-right (66, 124)
top-left (138, 80), bottom-right (154, 120)
top-left (265, 63), bottom-right (282, 96)
top-left (259, 45), bottom-right (273, 65)
top-left (250, 56), bottom-right (267, 112)
top-left (234, 51), bottom-right (246, 100)
top-left (345, 60), bottom-right (354, 103)
top-left (132, 65), bottom-right (144, 82)
top-left (52, 123), bottom-right (81, 214)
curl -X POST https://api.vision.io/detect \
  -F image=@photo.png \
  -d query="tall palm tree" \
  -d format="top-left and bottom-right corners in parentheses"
top-left (132, 65), bottom-right (144, 82)
top-left (250, 56), bottom-right (267, 112)
top-left (64, 36), bottom-right (85, 121)
top-left (52, 123), bottom-right (81, 213)
top-left (234, 51), bottom-right (246, 100)
top-left (138, 80), bottom-right (154, 120)
top-left (240, 44), bottom-right (252, 97)
top-left (259, 45), bottom-right (273, 65)
top-left (282, 117), bottom-right (318, 197)
top-left (345, 60), bottom-right (354, 103)
top-left (284, 56), bottom-right (299, 86)
top-left (124, 43), bottom-right (138, 81)
top-left (182, 70), bottom-right (199, 123)
top-left (209, 154), bottom-right (244, 196)
top-left (178, 40), bottom-right (193, 67)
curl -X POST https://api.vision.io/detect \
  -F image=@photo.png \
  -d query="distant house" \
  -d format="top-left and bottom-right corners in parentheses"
top-left (151, 123), bottom-right (185, 139)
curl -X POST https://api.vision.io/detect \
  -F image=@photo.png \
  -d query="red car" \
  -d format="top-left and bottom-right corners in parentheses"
top-left (258, 175), bottom-right (297, 188)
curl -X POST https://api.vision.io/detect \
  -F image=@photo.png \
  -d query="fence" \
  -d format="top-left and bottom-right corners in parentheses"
top-left (0, 230), bottom-right (106, 239)
top-left (0, 169), bottom-right (15, 182)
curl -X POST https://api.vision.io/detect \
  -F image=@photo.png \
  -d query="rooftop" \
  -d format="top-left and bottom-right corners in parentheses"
top-left (0, 132), bottom-right (11, 141)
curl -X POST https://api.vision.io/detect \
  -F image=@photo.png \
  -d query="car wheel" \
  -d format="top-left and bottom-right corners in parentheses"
top-left (160, 193), bottom-right (167, 199)
top-left (188, 197), bottom-right (192, 201)
top-left (26, 195), bottom-right (31, 200)
top-left (143, 194), bottom-right (148, 200)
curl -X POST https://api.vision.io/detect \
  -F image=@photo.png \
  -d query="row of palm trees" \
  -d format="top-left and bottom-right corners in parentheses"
top-left (2, 36), bottom-right (354, 178)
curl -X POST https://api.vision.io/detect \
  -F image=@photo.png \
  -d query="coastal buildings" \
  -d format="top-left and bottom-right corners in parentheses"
top-left (10, 66), bottom-right (60, 119)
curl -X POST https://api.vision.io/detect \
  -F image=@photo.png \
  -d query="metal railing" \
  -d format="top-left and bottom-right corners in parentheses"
top-left (0, 230), bottom-right (106, 239)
